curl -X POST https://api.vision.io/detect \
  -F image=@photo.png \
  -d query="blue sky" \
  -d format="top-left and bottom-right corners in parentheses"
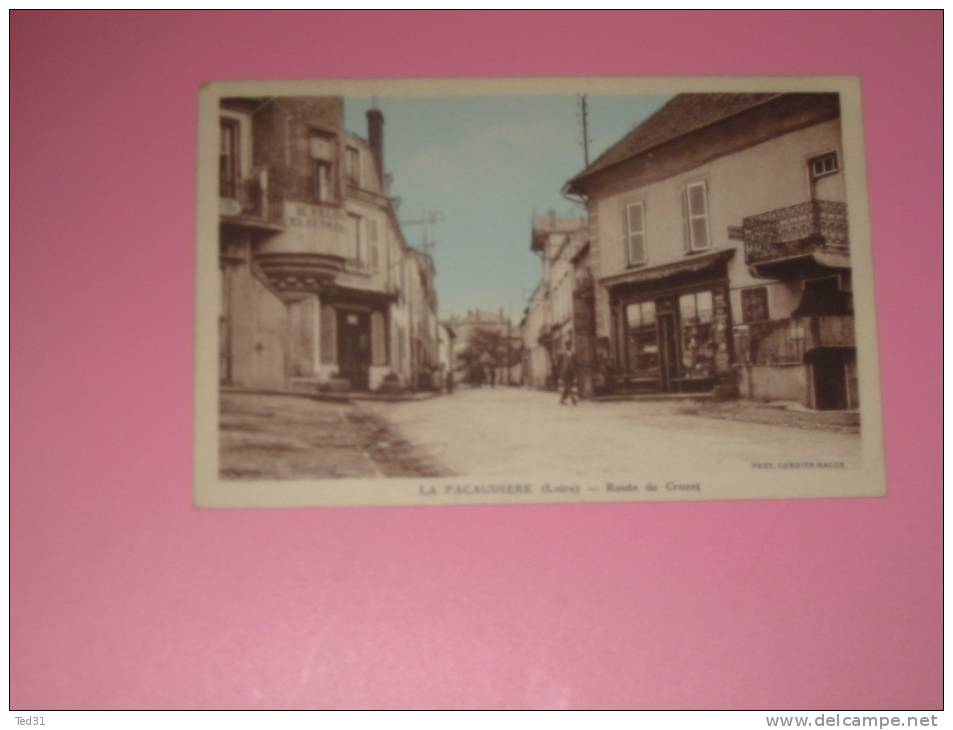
top-left (344, 94), bottom-right (671, 321)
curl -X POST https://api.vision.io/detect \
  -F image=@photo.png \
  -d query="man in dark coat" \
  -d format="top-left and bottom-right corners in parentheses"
top-left (558, 341), bottom-right (578, 406)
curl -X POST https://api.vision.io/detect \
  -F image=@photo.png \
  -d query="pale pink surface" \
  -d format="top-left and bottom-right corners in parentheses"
top-left (11, 11), bottom-right (941, 709)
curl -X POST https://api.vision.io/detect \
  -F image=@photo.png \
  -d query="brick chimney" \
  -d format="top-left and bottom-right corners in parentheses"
top-left (367, 109), bottom-right (384, 184)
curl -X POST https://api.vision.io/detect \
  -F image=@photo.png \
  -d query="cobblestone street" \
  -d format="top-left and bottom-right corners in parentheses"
top-left (220, 387), bottom-right (862, 481)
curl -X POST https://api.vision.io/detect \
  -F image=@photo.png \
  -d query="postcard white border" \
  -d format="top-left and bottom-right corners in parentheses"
top-left (194, 76), bottom-right (885, 508)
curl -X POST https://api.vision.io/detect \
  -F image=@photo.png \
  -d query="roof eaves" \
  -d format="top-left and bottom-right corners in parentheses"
top-left (566, 93), bottom-right (785, 192)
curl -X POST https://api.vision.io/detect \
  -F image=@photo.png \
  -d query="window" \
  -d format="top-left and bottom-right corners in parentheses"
top-left (679, 291), bottom-right (713, 325)
top-left (345, 146), bottom-right (360, 187)
top-left (367, 220), bottom-right (379, 270)
top-left (624, 301), bottom-right (658, 377)
top-left (623, 202), bottom-right (646, 265)
top-left (219, 118), bottom-right (240, 198)
top-left (740, 287), bottom-right (769, 324)
top-left (625, 300), bottom-right (656, 329)
top-left (678, 290), bottom-right (716, 378)
top-left (809, 151), bottom-right (839, 179)
top-left (349, 214), bottom-right (365, 266)
top-left (310, 131), bottom-right (337, 203)
top-left (681, 181), bottom-right (710, 252)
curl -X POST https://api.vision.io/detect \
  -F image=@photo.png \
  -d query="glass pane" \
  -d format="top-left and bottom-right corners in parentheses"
top-left (679, 293), bottom-right (697, 323)
top-left (691, 218), bottom-right (709, 249)
top-left (681, 322), bottom-right (716, 377)
top-left (625, 303), bottom-right (641, 329)
top-left (696, 290), bottom-right (713, 323)
top-left (641, 301), bottom-right (656, 326)
top-left (626, 328), bottom-right (658, 377)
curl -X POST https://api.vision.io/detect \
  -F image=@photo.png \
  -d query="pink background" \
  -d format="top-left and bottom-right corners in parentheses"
top-left (11, 11), bottom-right (942, 709)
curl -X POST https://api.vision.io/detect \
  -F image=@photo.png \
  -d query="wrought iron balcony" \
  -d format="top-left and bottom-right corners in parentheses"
top-left (219, 169), bottom-right (284, 230)
top-left (730, 200), bottom-right (849, 277)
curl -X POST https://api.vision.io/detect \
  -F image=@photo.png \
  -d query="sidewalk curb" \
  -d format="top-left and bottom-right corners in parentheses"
top-left (220, 386), bottom-right (443, 404)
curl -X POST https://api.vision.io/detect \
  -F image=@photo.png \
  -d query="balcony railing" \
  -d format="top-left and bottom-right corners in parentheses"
top-left (220, 168), bottom-right (284, 228)
top-left (737, 314), bottom-right (855, 366)
top-left (735, 200), bottom-right (848, 266)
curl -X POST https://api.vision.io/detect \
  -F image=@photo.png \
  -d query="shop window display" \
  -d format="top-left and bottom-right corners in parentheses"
top-left (679, 291), bottom-right (716, 378)
top-left (625, 301), bottom-right (658, 378)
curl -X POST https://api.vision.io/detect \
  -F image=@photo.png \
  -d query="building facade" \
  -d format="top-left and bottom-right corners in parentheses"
top-left (565, 93), bottom-right (856, 410)
top-left (448, 308), bottom-right (521, 385)
top-left (521, 214), bottom-right (594, 393)
top-left (218, 97), bottom-right (438, 393)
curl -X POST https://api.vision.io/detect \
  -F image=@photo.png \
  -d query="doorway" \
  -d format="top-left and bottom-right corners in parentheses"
top-left (657, 312), bottom-right (680, 392)
top-left (337, 309), bottom-right (371, 391)
top-left (809, 348), bottom-right (849, 410)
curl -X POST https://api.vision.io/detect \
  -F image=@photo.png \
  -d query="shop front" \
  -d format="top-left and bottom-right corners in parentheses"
top-left (604, 250), bottom-right (735, 395)
top-left (318, 285), bottom-right (394, 392)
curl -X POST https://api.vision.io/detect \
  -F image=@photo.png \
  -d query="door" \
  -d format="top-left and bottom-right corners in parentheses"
top-left (337, 310), bottom-right (371, 391)
top-left (657, 312), bottom-right (680, 392)
top-left (811, 349), bottom-right (848, 410)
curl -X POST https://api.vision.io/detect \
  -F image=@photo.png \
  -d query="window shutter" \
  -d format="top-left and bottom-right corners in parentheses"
top-left (689, 182), bottom-right (709, 250)
top-left (624, 203), bottom-right (645, 265)
top-left (371, 311), bottom-right (387, 366)
top-left (320, 305), bottom-right (337, 364)
top-left (681, 187), bottom-right (690, 252)
top-left (622, 207), bottom-right (629, 260)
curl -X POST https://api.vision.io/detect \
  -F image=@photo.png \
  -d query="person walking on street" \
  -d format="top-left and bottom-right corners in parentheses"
top-left (559, 341), bottom-right (578, 406)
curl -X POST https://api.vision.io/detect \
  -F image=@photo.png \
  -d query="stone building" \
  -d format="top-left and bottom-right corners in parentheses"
top-left (564, 93), bottom-right (856, 409)
top-left (218, 97), bottom-right (438, 393)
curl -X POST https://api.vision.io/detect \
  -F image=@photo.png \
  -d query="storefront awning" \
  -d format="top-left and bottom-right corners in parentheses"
top-left (599, 248), bottom-right (735, 290)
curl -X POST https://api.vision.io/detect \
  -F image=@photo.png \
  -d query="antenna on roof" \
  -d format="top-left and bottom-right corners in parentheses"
top-left (578, 94), bottom-right (591, 167)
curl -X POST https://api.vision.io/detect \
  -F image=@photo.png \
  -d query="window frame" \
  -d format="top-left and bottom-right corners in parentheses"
top-left (739, 286), bottom-right (770, 325)
top-left (219, 117), bottom-right (241, 199)
top-left (349, 213), bottom-right (366, 267)
top-left (345, 145), bottom-right (361, 188)
top-left (623, 201), bottom-right (647, 266)
top-left (808, 150), bottom-right (839, 180)
top-left (309, 129), bottom-right (338, 204)
top-left (681, 181), bottom-right (712, 254)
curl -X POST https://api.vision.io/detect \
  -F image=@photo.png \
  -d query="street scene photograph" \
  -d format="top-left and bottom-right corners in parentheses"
top-left (201, 78), bottom-right (882, 501)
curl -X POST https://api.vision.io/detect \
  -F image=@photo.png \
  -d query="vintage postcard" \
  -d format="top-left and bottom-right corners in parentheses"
top-left (194, 76), bottom-right (886, 508)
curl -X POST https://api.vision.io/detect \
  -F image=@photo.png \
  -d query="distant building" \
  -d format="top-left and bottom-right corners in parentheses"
top-left (448, 308), bottom-right (521, 385)
top-left (436, 321), bottom-right (457, 387)
top-left (218, 97), bottom-right (438, 392)
top-left (565, 92), bottom-right (855, 409)
top-left (521, 213), bottom-right (594, 394)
